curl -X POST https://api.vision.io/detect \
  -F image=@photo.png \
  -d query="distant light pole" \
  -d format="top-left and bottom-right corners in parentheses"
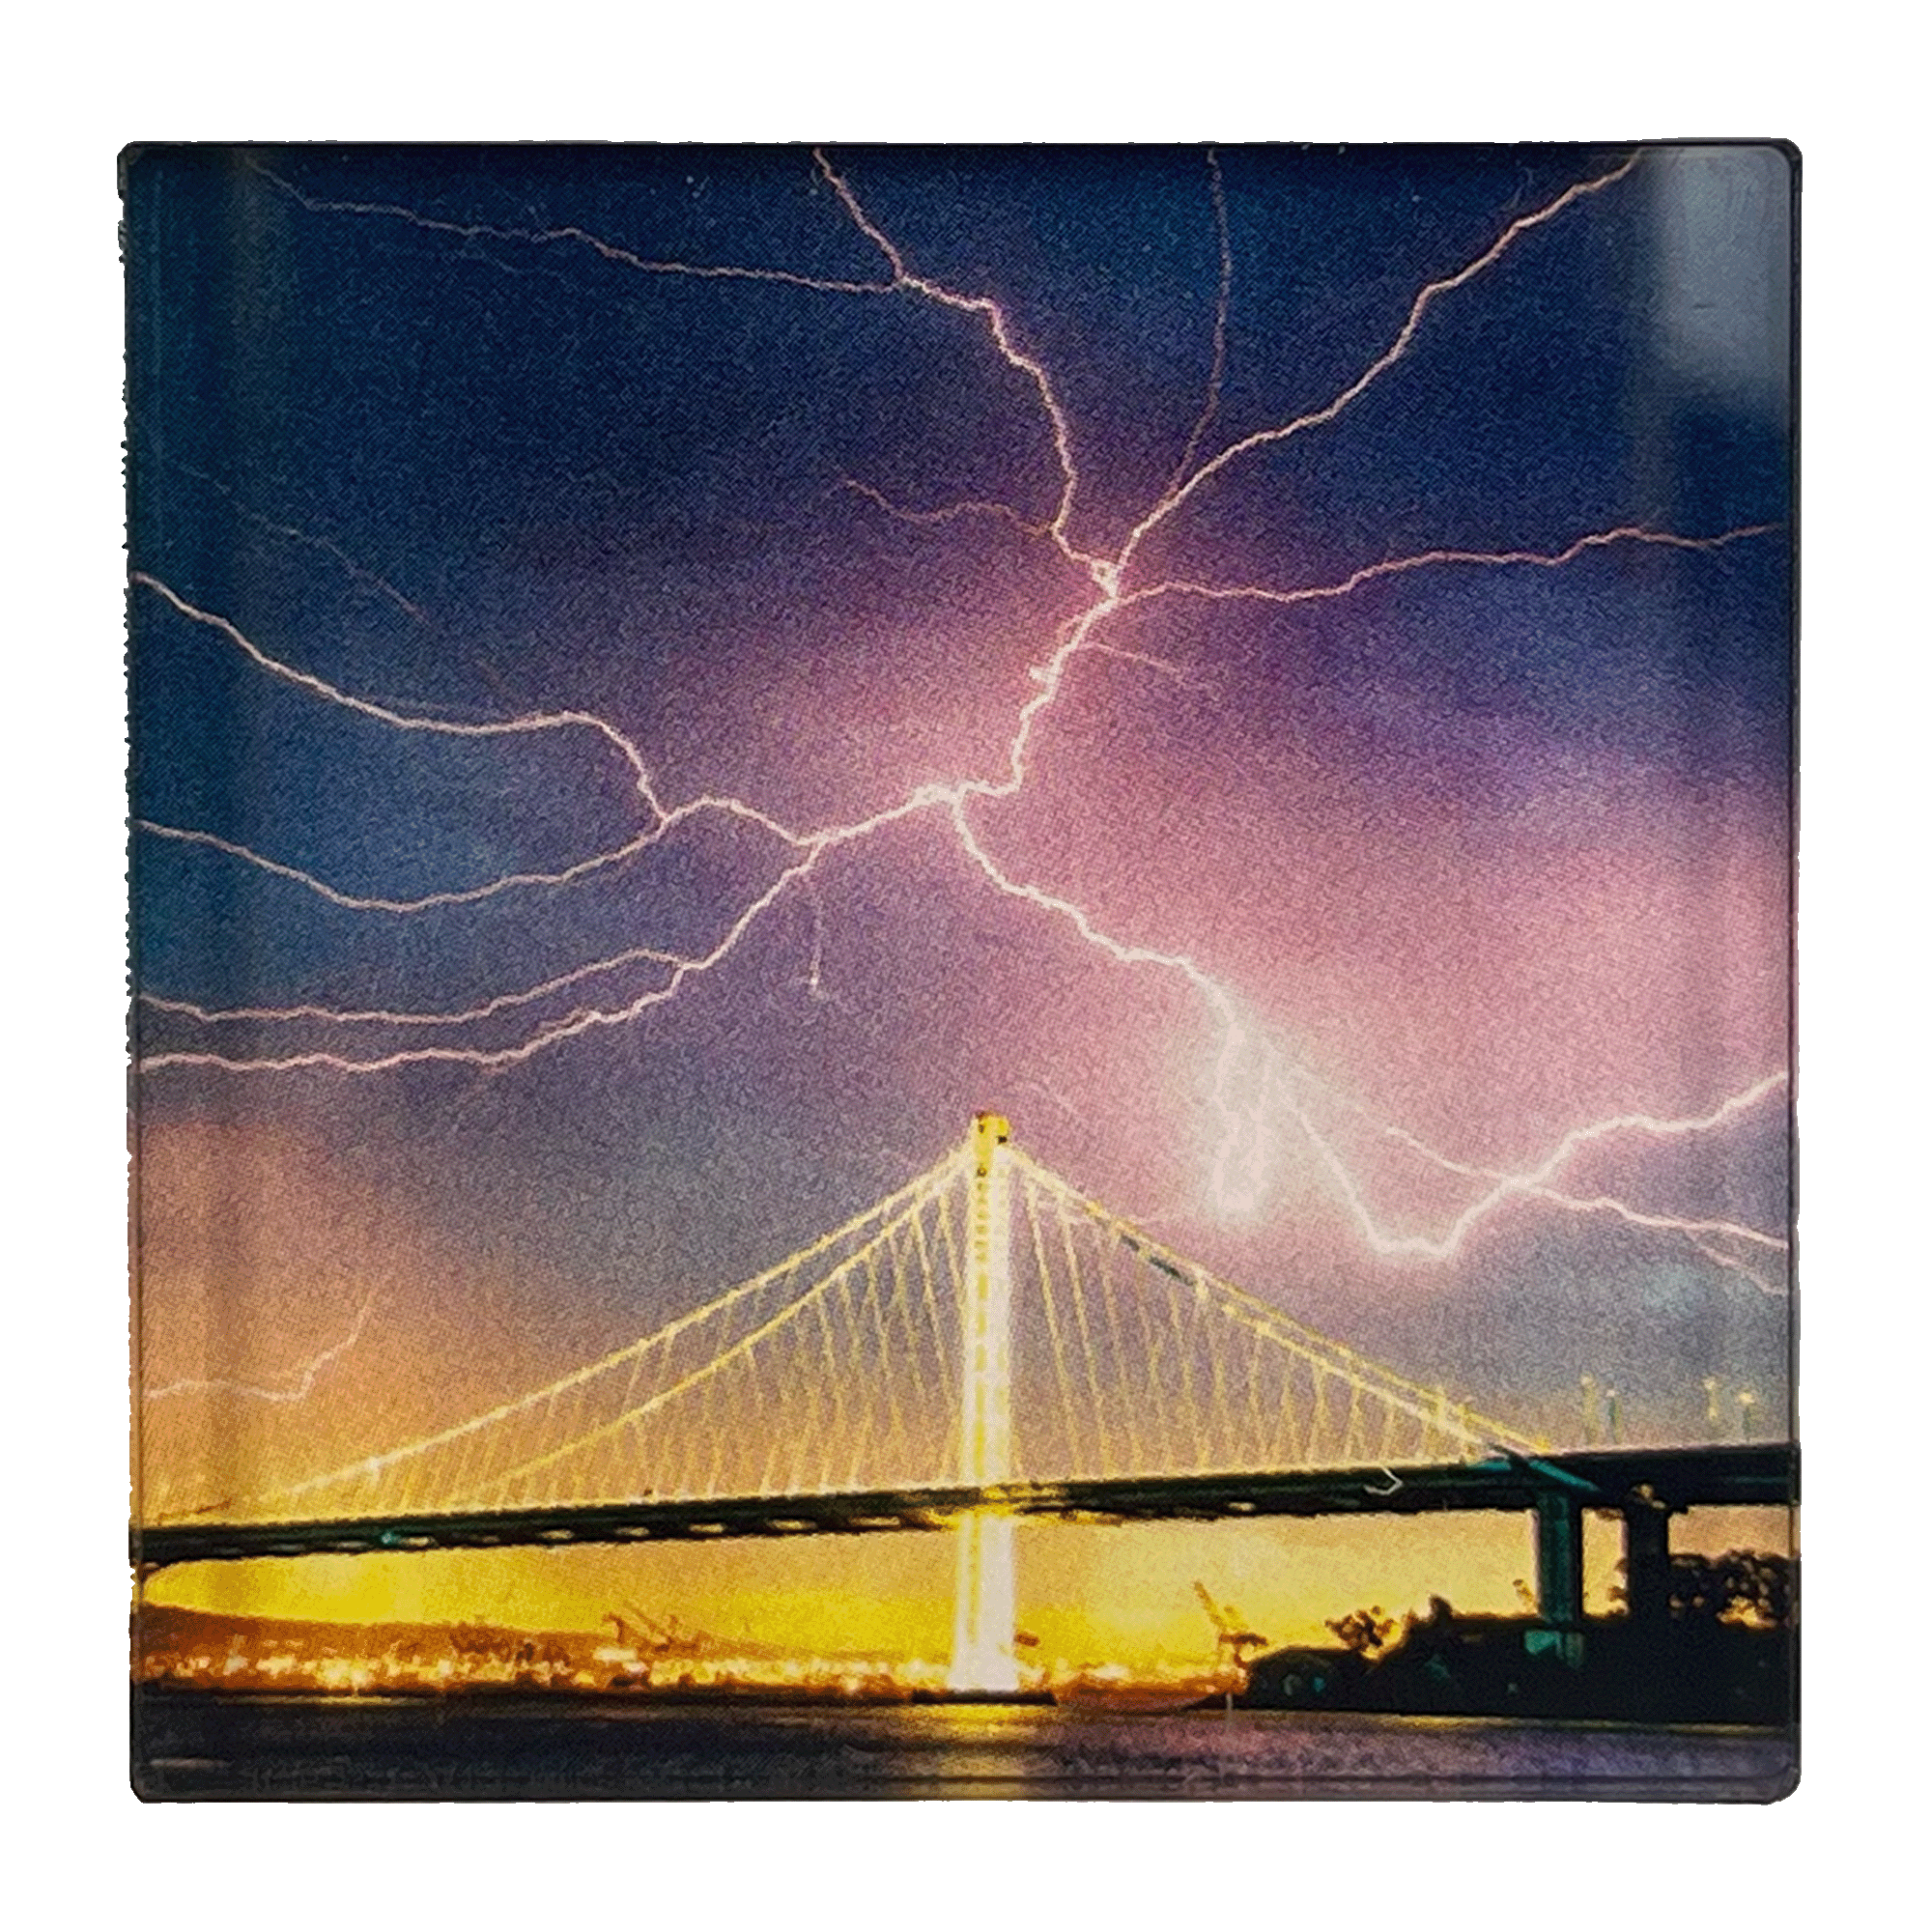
top-left (1737, 1389), bottom-right (1757, 1443)
top-left (1605, 1386), bottom-right (1621, 1446)
top-left (1703, 1376), bottom-right (1721, 1442)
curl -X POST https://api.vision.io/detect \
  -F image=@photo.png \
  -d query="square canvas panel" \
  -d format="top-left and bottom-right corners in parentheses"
top-left (126, 142), bottom-right (1795, 1801)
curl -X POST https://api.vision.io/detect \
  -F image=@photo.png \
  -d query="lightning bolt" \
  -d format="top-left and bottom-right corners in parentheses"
top-left (144, 1295), bottom-right (378, 1403)
top-left (839, 477), bottom-right (1051, 541)
top-left (1109, 152), bottom-right (1646, 581)
top-left (1164, 148), bottom-right (1233, 496)
top-left (138, 851), bottom-right (829, 1074)
top-left (138, 939), bottom-right (690, 1031)
top-left (1272, 1065), bottom-right (1788, 1287)
top-left (133, 569), bottom-right (662, 798)
top-left (135, 147), bottom-right (1786, 1291)
top-left (133, 816), bottom-right (682, 915)
top-left (156, 457), bottom-right (432, 625)
top-left (1115, 525), bottom-right (1782, 620)
top-left (131, 570), bottom-right (806, 914)
top-left (248, 158), bottom-right (899, 299)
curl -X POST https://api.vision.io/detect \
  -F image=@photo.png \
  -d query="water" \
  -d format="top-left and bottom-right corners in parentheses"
top-left (133, 1690), bottom-right (1795, 1801)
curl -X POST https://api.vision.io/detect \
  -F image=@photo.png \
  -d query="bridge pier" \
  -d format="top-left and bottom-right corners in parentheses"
top-left (1532, 1492), bottom-right (1585, 1666)
top-left (1621, 1489), bottom-right (1675, 1630)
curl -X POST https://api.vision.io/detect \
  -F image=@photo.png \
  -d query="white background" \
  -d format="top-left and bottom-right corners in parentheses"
top-left (3, 2), bottom-right (1918, 1920)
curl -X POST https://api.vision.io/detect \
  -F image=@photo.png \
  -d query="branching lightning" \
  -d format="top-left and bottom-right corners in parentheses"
top-left (135, 146), bottom-right (1787, 1292)
top-left (133, 570), bottom-right (662, 796)
top-left (839, 477), bottom-right (1050, 540)
top-left (160, 458), bottom-right (433, 625)
top-left (1274, 1066), bottom-right (1789, 1290)
top-left (144, 1295), bottom-right (378, 1404)
top-left (1116, 525), bottom-right (1781, 621)
top-left (1109, 153), bottom-right (1646, 582)
top-left (248, 158), bottom-right (900, 298)
top-left (138, 852), bottom-right (828, 1074)
top-left (1164, 148), bottom-right (1233, 496)
top-left (133, 816), bottom-right (682, 916)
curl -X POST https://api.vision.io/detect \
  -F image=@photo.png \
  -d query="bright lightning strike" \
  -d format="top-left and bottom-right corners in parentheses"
top-left (1109, 153), bottom-right (1646, 582)
top-left (144, 1295), bottom-right (378, 1404)
top-left (133, 570), bottom-right (663, 801)
top-left (1115, 525), bottom-right (1782, 621)
top-left (138, 853), bottom-right (830, 1074)
top-left (134, 147), bottom-right (1786, 1293)
top-left (248, 158), bottom-right (900, 298)
top-left (1274, 1067), bottom-right (1788, 1287)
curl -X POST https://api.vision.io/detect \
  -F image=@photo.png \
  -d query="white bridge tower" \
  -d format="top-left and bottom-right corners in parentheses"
top-left (950, 1111), bottom-right (1019, 1692)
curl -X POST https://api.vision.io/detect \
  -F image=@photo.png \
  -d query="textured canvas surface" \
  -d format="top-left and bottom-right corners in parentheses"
top-left (126, 143), bottom-right (1795, 1800)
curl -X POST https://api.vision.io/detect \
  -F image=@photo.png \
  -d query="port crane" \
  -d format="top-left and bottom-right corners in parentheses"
top-left (1193, 1581), bottom-right (1268, 1666)
top-left (602, 1605), bottom-right (798, 1664)
top-left (601, 1607), bottom-right (667, 1654)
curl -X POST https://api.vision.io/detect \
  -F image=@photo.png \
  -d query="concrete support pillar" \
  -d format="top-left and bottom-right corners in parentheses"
top-left (1622, 1492), bottom-right (1674, 1630)
top-left (1534, 1492), bottom-right (1584, 1632)
top-left (1531, 1492), bottom-right (1587, 1667)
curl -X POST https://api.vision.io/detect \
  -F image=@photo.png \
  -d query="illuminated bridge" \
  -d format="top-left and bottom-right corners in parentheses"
top-left (134, 1116), bottom-right (1796, 1690)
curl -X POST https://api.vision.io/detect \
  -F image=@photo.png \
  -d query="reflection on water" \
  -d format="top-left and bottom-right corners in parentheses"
top-left (133, 1690), bottom-right (1795, 1801)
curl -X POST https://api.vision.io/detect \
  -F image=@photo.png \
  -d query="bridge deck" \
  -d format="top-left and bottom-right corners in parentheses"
top-left (133, 1444), bottom-right (1796, 1570)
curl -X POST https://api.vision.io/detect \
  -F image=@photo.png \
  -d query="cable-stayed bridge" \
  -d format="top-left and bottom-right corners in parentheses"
top-left (135, 1116), bottom-right (1794, 1689)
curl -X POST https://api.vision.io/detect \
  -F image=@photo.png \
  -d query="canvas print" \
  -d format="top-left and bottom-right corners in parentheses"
top-left (127, 143), bottom-right (1795, 1800)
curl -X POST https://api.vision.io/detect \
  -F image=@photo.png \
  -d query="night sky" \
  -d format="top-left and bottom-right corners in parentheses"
top-left (128, 144), bottom-right (1791, 1648)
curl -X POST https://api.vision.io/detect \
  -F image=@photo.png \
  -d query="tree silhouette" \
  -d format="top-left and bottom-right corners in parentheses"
top-left (1326, 1605), bottom-right (1398, 1656)
top-left (1667, 1549), bottom-right (1792, 1630)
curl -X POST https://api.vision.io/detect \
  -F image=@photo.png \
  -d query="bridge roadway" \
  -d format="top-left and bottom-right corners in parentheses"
top-left (133, 1443), bottom-right (1794, 1572)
